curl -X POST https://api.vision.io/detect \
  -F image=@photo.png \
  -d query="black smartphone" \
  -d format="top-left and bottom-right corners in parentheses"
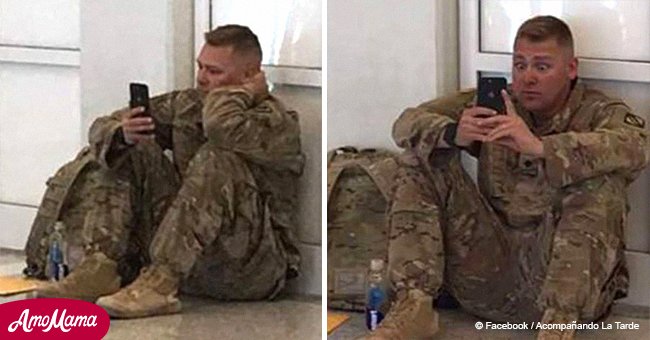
top-left (129, 83), bottom-right (150, 117)
top-left (477, 77), bottom-right (507, 114)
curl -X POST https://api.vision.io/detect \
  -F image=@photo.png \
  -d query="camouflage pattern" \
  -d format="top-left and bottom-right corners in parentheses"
top-left (389, 83), bottom-right (649, 323)
top-left (327, 147), bottom-right (397, 311)
top-left (25, 149), bottom-right (94, 278)
top-left (25, 87), bottom-right (304, 300)
top-left (537, 308), bottom-right (579, 340)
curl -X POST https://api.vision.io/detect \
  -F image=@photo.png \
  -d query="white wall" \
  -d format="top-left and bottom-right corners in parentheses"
top-left (0, 0), bottom-right (82, 249)
top-left (327, 0), bottom-right (458, 150)
top-left (81, 0), bottom-right (194, 132)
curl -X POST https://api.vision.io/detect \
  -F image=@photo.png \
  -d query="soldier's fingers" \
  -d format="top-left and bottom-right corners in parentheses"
top-left (461, 124), bottom-right (492, 136)
top-left (122, 118), bottom-right (153, 130)
top-left (254, 71), bottom-right (266, 83)
top-left (127, 106), bottom-right (146, 117)
top-left (126, 117), bottom-right (153, 125)
top-left (486, 125), bottom-right (514, 142)
top-left (465, 107), bottom-right (497, 118)
top-left (479, 115), bottom-right (511, 126)
top-left (501, 90), bottom-right (516, 116)
top-left (125, 124), bottom-right (155, 133)
top-left (471, 117), bottom-right (501, 130)
top-left (486, 121), bottom-right (513, 138)
top-left (128, 132), bottom-right (155, 143)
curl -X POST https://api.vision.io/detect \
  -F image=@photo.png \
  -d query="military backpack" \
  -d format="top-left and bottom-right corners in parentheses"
top-left (327, 147), bottom-right (398, 311)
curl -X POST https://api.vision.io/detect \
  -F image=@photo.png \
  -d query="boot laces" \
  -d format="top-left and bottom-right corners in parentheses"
top-left (126, 266), bottom-right (176, 295)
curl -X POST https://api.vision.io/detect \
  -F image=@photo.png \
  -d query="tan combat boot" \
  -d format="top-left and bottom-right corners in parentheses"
top-left (95, 264), bottom-right (180, 318)
top-left (36, 252), bottom-right (121, 302)
top-left (536, 308), bottom-right (578, 340)
top-left (360, 289), bottom-right (439, 340)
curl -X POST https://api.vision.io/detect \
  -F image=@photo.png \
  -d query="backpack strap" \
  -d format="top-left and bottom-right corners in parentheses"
top-left (327, 147), bottom-right (360, 203)
top-left (327, 147), bottom-right (398, 203)
top-left (361, 157), bottom-right (398, 201)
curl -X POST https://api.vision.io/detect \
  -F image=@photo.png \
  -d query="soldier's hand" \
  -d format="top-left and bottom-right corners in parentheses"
top-left (482, 90), bottom-right (544, 156)
top-left (242, 71), bottom-right (269, 99)
top-left (121, 107), bottom-right (155, 145)
top-left (456, 106), bottom-right (498, 147)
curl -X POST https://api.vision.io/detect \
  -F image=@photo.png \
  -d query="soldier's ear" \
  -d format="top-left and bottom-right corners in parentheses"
top-left (243, 62), bottom-right (261, 79)
top-left (568, 57), bottom-right (578, 80)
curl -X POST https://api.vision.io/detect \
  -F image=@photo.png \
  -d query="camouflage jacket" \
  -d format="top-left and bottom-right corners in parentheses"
top-left (88, 87), bottom-right (305, 272)
top-left (393, 83), bottom-right (649, 229)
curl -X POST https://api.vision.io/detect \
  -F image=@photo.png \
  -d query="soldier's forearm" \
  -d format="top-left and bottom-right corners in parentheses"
top-left (393, 108), bottom-right (455, 161)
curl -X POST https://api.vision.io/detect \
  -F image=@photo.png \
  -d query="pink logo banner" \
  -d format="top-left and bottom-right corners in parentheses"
top-left (0, 298), bottom-right (110, 339)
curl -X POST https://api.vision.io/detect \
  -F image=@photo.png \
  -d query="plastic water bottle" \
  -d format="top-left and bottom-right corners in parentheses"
top-left (47, 222), bottom-right (69, 281)
top-left (365, 258), bottom-right (387, 330)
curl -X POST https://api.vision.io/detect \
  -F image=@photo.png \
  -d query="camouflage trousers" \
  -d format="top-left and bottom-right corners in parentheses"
top-left (388, 150), bottom-right (627, 323)
top-left (41, 141), bottom-right (287, 300)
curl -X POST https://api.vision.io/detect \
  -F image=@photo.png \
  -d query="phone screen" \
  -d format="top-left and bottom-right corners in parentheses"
top-left (129, 83), bottom-right (150, 117)
top-left (477, 77), bottom-right (507, 114)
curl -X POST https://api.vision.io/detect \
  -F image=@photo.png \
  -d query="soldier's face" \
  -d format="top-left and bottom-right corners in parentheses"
top-left (511, 38), bottom-right (577, 119)
top-left (196, 44), bottom-right (247, 92)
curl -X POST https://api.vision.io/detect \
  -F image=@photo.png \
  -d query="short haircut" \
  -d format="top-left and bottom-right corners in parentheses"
top-left (204, 24), bottom-right (262, 62)
top-left (514, 16), bottom-right (574, 55)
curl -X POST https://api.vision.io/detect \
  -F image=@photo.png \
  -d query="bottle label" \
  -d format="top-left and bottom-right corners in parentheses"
top-left (366, 309), bottom-right (384, 331)
top-left (370, 310), bottom-right (378, 330)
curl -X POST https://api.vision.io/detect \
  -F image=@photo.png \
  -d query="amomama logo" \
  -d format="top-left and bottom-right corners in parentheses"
top-left (0, 298), bottom-right (110, 339)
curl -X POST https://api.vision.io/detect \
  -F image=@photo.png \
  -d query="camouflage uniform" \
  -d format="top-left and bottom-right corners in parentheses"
top-left (26, 87), bottom-right (304, 300)
top-left (389, 83), bottom-right (649, 323)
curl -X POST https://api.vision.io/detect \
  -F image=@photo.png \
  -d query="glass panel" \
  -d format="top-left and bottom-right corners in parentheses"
top-left (0, 63), bottom-right (81, 205)
top-left (0, 0), bottom-right (80, 49)
top-left (211, 0), bottom-right (322, 68)
top-left (480, 0), bottom-right (650, 62)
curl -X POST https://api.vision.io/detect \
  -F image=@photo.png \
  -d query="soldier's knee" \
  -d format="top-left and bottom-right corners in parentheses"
top-left (185, 147), bottom-right (253, 184)
top-left (178, 148), bottom-right (256, 212)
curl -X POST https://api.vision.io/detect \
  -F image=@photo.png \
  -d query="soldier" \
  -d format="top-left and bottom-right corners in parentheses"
top-left (366, 16), bottom-right (649, 339)
top-left (28, 25), bottom-right (304, 318)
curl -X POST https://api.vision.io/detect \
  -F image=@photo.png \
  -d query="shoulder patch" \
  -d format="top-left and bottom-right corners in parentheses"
top-left (624, 113), bottom-right (645, 128)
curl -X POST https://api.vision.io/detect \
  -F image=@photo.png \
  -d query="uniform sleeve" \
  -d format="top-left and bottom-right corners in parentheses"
top-left (87, 92), bottom-right (176, 169)
top-left (542, 103), bottom-right (650, 188)
top-left (392, 90), bottom-right (475, 160)
top-left (202, 87), bottom-right (305, 174)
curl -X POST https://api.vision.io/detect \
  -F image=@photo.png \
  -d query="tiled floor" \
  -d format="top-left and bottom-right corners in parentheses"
top-left (105, 296), bottom-right (321, 340)
top-left (329, 305), bottom-right (650, 339)
top-left (0, 249), bottom-right (321, 340)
